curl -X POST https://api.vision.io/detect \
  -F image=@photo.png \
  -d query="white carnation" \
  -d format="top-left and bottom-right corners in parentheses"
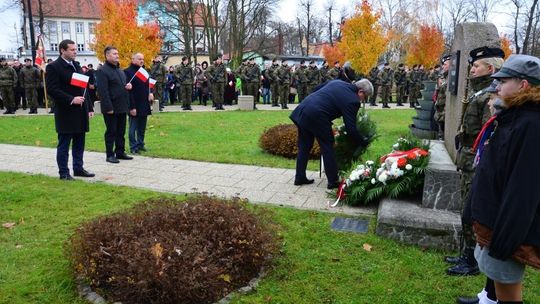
top-left (405, 164), bottom-right (413, 170)
top-left (371, 178), bottom-right (376, 184)
top-left (378, 173), bottom-right (388, 183)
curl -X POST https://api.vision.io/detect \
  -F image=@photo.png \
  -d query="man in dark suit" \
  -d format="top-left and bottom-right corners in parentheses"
top-left (290, 79), bottom-right (373, 188)
top-left (124, 53), bottom-right (153, 154)
top-left (96, 46), bottom-right (133, 163)
top-left (45, 39), bottom-right (94, 180)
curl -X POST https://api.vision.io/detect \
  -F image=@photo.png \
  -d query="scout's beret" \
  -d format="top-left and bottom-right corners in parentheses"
top-left (485, 79), bottom-right (500, 93)
top-left (491, 54), bottom-right (540, 86)
top-left (468, 46), bottom-right (505, 64)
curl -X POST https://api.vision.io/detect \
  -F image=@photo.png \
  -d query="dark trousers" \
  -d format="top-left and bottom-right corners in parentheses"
top-left (56, 133), bottom-right (85, 177)
top-left (295, 125), bottom-right (338, 183)
top-left (103, 113), bottom-right (127, 157)
top-left (14, 89), bottom-right (25, 109)
top-left (128, 115), bottom-right (148, 152)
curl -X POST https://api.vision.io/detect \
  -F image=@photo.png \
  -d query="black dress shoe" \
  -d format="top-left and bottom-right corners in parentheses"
top-left (106, 156), bottom-right (120, 163)
top-left (138, 147), bottom-right (147, 152)
top-left (456, 296), bottom-right (479, 304)
top-left (446, 261), bottom-right (480, 276)
top-left (59, 174), bottom-right (74, 180)
top-left (73, 169), bottom-right (95, 177)
top-left (294, 178), bottom-right (315, 186)
top-left (116, 153), bottom-right (133, 160)
top-left (445, 255), bottom-right (463, 264)
top-left (327, 182), bottom-right (340, 189)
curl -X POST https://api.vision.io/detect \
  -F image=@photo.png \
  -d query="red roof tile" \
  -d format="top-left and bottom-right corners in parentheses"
top-left (30, 0), bottom-right (101, 19)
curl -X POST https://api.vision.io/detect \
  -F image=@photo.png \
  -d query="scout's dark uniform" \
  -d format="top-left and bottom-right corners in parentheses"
top-left (290, 80), bottom-right (367, 186)
top-left (20, 64), bottom-right (41, 112)
top-left (447, 46), bottom-right (505, 276)
top-left (176, 63), bottom-right (194, 110)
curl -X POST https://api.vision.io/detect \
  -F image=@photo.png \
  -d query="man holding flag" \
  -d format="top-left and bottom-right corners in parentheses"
top-left (45, 39), bottom-right (94, 180)
top-left (124, 53), bottom-right (153, 154)
top-left (96, 46), bottom-right (133, 164)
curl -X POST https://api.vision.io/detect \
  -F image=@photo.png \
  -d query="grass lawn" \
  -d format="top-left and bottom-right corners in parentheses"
top-left (0, 109), bottom-right (414, 171)
top-left (1, 172), bottom-right (540, 304)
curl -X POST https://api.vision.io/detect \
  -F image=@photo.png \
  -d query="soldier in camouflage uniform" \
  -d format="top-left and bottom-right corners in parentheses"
top-left (428, 64), bottom-right (441, 81)
top-left (176, 56), bottom-right (194, 110)
top-left (446, 47), bottom-right (505, 277)
top-left (319, 61), bottom-right (329, 84)
top-left (0, 58), bottom-right (17, 114)
top-left (378, 63), bottom-right (393, 108)
top-left (268, 58), bottom-right (280, 107)
top-left (20, 58), bottom-right (41, 114)
top-left (306, 60), bottom-right (320, 95)
top-left (206, 55), bottom-right (226, 110)
top-left (408, 65), bottom-right (421, 108)
top-left (294, 60), bottom-right (308, 103)
top-left (393, 63), bottom-right (406, 106)
top-left (150, 56), bottom-right (168, 111)
top-left (245, 58), bottom-right (261, 108)
top-left (368, 66), bottom-right (379, 106)
top-left (235, 59), bottom-right (248, 96)
top-left (275, 59), bottom-right (291, 109)
top-left (326, 61), bottom-right (341, 81)
top-left (433, 56), bottom-right (451, 140)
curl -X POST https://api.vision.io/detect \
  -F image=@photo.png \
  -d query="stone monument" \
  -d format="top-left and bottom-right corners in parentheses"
top-left (376, 22), bottom-right (501, 251)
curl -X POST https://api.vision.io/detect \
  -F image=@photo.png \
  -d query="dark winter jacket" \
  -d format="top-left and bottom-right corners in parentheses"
top-left (471, 85), bottom-right (540, 269)
top-left (45, 56), bottom-right (93, 134)
top-left (124, 64), bottom-right (152, 117)
top-left (96, 61), bottom-right (129, 114)
top-left (290, 80), bottom-right (366, 146)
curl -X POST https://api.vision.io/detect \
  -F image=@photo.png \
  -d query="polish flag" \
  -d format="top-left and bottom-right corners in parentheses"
top-left (70, 72), bottom-right (89, 88)
top-left (149, 78), bottom-right (156, 89)
top-left (135, 67), bottom-right (150, 82)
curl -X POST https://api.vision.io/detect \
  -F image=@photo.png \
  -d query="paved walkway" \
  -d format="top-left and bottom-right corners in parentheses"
top-left (0, 144), bottom-right (376, 216)
top-left (2, 101), bottom-right (409, 116)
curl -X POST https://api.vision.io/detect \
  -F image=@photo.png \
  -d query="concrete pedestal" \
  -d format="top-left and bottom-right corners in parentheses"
top-left (238, 95), bottom-right (254, 111)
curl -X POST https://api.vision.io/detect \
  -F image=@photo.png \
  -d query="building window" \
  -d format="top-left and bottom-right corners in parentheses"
top-left (48, 21), bottom-right (57, 34)
top-left (50, 43), bottom-right (58, 51)
top-left (88, 22), bottom-right (95, 34)
top-left (75, 22), bottom-right (83, 34)
top-left (77, 44), bottom-right (84, 51)
top-left (195, 30), bottom-right (203, 41)
top-left (61, 22), bottom-right (70, 34)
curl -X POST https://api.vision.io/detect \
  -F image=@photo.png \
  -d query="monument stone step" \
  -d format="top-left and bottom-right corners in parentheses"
top-left (422, 140), bottom-right (461, 211)
top-left (375, 197), bottom-right (461, 251)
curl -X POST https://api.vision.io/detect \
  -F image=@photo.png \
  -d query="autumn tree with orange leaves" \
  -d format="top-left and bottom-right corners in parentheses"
top-left (339, 0), bottom-right (387, 75)
top-left (322, 44), bottom-right (345, 66)
top-left (500, 35), bottom-right (513, 59)
top-left (405, 24), bottom-right (445, 68)
top-left (92, 0), bottom-right (162, 68)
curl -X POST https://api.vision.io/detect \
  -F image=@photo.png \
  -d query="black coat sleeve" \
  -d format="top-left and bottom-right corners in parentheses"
top-left (96, 69), bottom-right (113, 113)
top-left (46, 63), bottom-right (74, 106)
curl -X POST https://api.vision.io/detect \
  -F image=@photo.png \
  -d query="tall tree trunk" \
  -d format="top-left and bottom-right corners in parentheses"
top-left (522, 0), bottom-right (539, 54)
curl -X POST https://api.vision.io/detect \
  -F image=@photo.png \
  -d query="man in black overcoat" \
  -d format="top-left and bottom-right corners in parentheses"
top-left (290, 79), bottom-right (373, 188)
top-left (45, 39), bottom-right (95, 180)
top-left (96, 46), bottom-right (133, 163)
top-left (124, 53), bottom-right (153, 154)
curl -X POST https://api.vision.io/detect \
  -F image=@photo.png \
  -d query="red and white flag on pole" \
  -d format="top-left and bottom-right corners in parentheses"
top-left (35, 35), bottom-right (46, 69)
top-left (135, 67), bottom-right (149, 82)
top-left (70, 72), bottom-right (90, 88)
top-left (149, 78), bottom-right (156, 89)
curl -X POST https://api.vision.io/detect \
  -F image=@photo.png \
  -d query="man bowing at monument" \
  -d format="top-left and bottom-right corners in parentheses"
top-left (290, 79), bottom-right (373, 189)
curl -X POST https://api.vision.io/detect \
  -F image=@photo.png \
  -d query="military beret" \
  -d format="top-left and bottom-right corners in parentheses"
top-left (334, 60), bottom-right (340, 65)
top-left (0, 57), bottom-right (5, 62)
top-left (468, 46), bottom-right (505, 64)
top-left (491, 54), bottom-right (540, 86)
top-left (214, 55), bottom-right (222, 61)
top-left (300, 60), bottom-right (305, 64)
top-left (309, 60), bottom-right (315, 64)
top-left (441, 54), bottom-right (452, 64)
top-left (24, 58), bottom-right (32, 62)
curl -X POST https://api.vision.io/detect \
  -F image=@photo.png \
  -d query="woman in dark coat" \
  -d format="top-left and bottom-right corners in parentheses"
top-left (224, 68), bottom-right (236, 105)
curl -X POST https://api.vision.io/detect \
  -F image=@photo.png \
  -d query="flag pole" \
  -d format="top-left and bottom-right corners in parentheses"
top-left (42, 69), bottom-right (49, 111)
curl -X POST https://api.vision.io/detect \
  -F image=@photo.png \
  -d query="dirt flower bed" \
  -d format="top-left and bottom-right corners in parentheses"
top-left (66, 196), bottom-right (281, 304)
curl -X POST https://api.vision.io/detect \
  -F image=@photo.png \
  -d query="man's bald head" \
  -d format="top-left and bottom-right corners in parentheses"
top-left (131, 52), bottom-right (144, 67)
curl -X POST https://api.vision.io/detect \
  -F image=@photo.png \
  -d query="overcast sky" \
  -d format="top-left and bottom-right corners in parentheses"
top-left (0, 0), bottom-right (515, 53)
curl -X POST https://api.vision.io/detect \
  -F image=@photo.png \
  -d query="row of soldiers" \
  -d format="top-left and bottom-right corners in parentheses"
top-left (0, 57), bottom-right (43, 114)
top-left (368, 62), bottom-right (441, 108)
top-left (234, 58), bottom-right (343, 109)
top-left (164, 56), bottom-right (346, 111)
